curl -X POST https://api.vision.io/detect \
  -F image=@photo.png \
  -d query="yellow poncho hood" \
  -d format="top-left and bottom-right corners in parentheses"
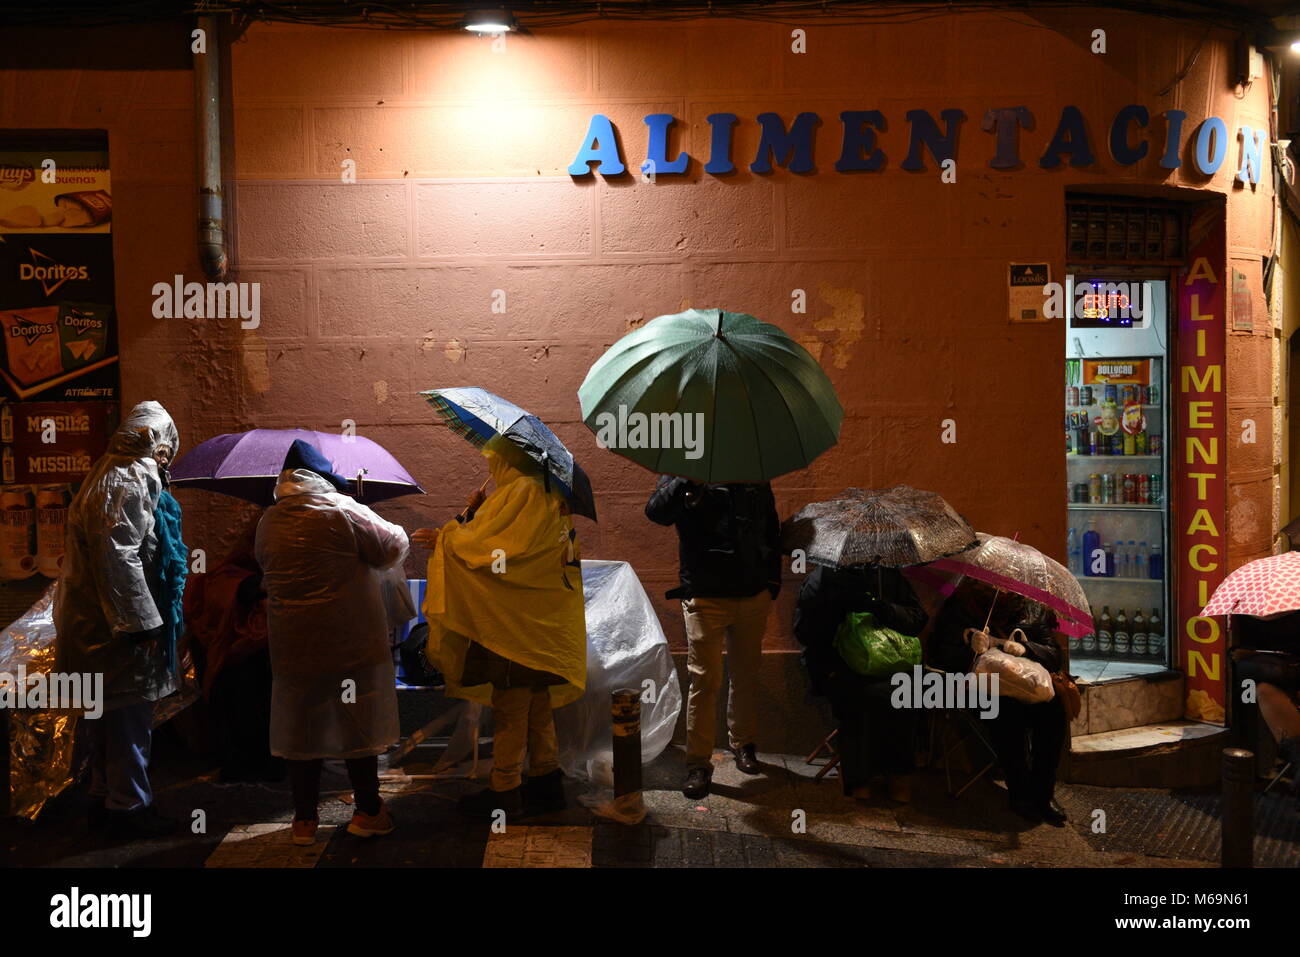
top-left (423, 442), bottom-right (586, 707)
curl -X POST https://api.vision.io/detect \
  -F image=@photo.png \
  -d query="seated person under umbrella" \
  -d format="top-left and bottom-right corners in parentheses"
top-left (1233, 610), bottom-right (1300, 791)
top-left (794, 564), bottom-right (927, 802)
top-left (927, 579), bottom-right (1069, 826)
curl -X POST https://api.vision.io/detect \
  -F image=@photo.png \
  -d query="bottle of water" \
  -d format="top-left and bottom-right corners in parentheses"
top-left (1116, 541), bottom-right (1129, 578)
top-left (1148, 542), bottom-right (1164, 580)
top-left (1067, 527), bottom-right (1082, 575)
top-left (1135, 541), bottom-right (1149, 580)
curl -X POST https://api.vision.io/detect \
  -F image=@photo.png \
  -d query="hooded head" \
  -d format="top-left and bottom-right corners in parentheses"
top-left (109, 401), bottom-right (180, 465)
top-left (281, 438), bottom-right (348, 492)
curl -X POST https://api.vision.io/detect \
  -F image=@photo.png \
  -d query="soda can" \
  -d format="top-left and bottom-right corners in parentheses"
top-left (0, 485), bottom-right (36, 580)
top-left (1137, 474), bottom-right (1150, 505)
top-left (1101, 473), bottom-right (1115, 504)
top-left (1081, 386), bottom-right (1093, 406)
top-left (1068, 386), bottom-right (1080, 407)
top-left (1148, 434), bottom-right (1162, 455)
top-left (1149, 474), bottom-right (1162, 504)
top-left (1123, 473), bottom-right (1137, 504)
top-left (36, 484), bottom-right (69, 579)
top-left (1073, 482), bottom-right (1089, 503)
top-left (1088, 474), bottom-right (1102, 504)
top-left (1089, 430), bottom-right (1099, 455)
top-left (1104, 384), bottom-right (1118, 404)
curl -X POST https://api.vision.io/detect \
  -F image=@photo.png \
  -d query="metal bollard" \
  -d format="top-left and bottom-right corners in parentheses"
top-left (1221, 747), bottom-right (1255, 868)
top-left (611, 689), bottom-right (642, 798)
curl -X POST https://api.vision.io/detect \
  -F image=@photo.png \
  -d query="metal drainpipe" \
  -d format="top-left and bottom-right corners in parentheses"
top-left (195, 14), bottom-right (227, 280)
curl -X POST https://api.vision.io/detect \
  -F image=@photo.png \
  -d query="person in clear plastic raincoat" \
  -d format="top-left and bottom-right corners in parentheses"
top-left (413, 436), bottom-right (586, 819)
top-left (54, 400), bottom-right (182, 839)
top-left (254, 440), bottom-right (409, 846)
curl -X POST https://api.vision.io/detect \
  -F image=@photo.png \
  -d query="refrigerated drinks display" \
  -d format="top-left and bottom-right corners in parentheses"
top-left (1064, 276), bottom-right (1170, 676)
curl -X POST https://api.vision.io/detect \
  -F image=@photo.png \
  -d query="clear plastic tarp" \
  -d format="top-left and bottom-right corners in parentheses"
top-left (554, 559), bottom-right (682, 785)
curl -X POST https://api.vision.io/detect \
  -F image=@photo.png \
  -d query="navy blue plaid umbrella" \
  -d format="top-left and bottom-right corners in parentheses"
top-left (421, 387), bottom-right (597, 521)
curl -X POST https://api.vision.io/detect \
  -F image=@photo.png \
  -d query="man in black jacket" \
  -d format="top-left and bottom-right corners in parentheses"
top-left (646, 476), bottom-right (781, 799)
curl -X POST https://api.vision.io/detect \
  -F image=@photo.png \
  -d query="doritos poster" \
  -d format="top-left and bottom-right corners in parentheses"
top-left (0, 131), bottom-right (119, 487)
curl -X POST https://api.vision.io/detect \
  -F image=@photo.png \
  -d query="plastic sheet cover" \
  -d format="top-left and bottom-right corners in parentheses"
top-left (554, 560), bottom-right (681, 784)
top-left (2, 583), bottom-right (198, 820)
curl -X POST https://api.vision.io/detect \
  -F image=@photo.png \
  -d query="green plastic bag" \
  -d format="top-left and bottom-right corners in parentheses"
top-left (833, 610), bottom-right (921, 678)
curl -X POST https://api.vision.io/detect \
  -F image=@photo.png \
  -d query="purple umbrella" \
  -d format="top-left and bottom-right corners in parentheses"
top-left (170, 428), bottom-right (424, 505)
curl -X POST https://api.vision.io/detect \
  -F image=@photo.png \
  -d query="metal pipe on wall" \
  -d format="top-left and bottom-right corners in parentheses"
top-left (194, 13), bottom-right (227, 280)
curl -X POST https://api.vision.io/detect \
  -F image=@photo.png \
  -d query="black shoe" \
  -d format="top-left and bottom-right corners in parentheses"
top-left (1039, 797), bottom-right (1068, 828)
top-left (87, 798), bottom-right (109, 830)
top-left (522, 769), bottom-right (567, 813)
top-left (458, 786), bottom-right (523, 820)
top-left (1008, 795), bottom-right (1043, 824)
top-left (107, 805), bottom-right (177, 840)
top-left (732, 744), bottom-right (761, 775)
top-left (682, 766), bottom-right (712, 799)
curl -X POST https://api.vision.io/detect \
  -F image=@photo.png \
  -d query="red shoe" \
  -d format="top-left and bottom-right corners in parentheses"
top-left (291, 818), bottom-right (318, 846)
top-left (347, 801), bottom-right (396, 838)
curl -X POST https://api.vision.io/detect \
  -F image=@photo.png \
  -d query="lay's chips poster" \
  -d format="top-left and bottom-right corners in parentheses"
top-left (0, 131), bottom-right (119, 485)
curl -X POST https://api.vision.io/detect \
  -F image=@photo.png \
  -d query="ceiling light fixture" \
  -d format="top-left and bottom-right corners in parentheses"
top-left (463, 7), bottom-right (517, 34)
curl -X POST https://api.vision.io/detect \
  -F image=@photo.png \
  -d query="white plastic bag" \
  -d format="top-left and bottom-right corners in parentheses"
top-left (967, 627), bottom-right (1055, 703)
top-left (554, 560), bottom-right (682, 781)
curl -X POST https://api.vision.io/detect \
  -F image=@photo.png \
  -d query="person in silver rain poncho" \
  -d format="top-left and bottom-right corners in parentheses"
top-left (53, 400), bottom-right (182, 839)
top-left (255, 439), bottom-right (409, 847)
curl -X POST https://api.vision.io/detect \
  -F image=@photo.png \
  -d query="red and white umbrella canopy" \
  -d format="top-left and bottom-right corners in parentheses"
top-left (1201, 551), bottom-right (1300, 618)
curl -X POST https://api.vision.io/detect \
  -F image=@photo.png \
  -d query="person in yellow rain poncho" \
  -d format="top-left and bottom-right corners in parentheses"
top-left (413, 436), bottom-right (586, 820)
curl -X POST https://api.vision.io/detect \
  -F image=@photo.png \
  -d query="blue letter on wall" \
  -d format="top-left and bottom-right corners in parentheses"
top-left (1040, 106), bottom-right (1095, 168)
top-left (643, 114), bottom-right (689, 176)
top-left (1160, 110), bottom-right (1186, 169)
top-left (982, 107), bottom-right (1034, 169)
top-left (1237, 126), bottom-right (1265, 185)
top-left (568, 114), bottom-right (626, 176)
top-left (902, 109), bottom-right (965, 171)
top-left (1109, 104), bottom-right (1149, 166)
top-left (704, 113), bottom-right (739, 175)
top-left (836, 111), bottom-right (886, 171)
top-left (751, 112), bottom-right (819, 174)
top-left (1193, 117), bottom-right (1228, 175)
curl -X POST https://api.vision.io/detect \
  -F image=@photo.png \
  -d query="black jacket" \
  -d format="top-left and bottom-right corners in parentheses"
top-left (645, 477), bottom-right (781, 600)
top-left (927, 579), bottom-right (1062, 676)
top-left (793, 564), bottom-right (927, 702)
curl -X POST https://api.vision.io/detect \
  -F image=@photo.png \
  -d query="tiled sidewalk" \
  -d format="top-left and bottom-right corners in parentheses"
top-left (5, 747), bottom-right (1298, 868)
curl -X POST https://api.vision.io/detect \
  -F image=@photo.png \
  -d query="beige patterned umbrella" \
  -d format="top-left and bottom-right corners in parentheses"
top-left (781, 484), bottom-right (977, 569)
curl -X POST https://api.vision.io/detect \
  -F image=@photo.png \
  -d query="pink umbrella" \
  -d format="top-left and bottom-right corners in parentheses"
top-left (905, 532), bottom-right (1095, 638)
top-left (1201, 551), bottom-right (1300, 618)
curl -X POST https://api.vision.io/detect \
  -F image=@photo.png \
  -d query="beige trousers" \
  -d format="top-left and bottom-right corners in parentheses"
top-left (682, 593), bottom-right (771, 767)
top-left (490, 686), bottom-right (559, 792)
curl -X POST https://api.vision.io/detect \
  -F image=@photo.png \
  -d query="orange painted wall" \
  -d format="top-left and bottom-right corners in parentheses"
top-left (0, 11), bottom-right (1278, 651)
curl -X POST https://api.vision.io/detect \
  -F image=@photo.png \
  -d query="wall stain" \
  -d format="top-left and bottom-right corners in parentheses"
top-left (242, 333), bottom-right (271, 395)
top-left (443, 338), bottom-right (466, 362)
top-left (373, 379), bottom-right (389, 404)
top-left (812, 282), bottom-right (865, 369)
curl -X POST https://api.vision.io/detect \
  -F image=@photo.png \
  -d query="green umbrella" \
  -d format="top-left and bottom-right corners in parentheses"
top-left (578, 308), bottom-right (843, 482)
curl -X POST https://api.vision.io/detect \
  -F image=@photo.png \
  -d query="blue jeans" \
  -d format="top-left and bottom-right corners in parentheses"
top-left (86, 701), bottom-right (154, 811)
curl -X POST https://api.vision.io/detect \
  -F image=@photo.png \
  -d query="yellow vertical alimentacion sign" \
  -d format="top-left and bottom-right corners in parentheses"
top-left (1175, 203), bottom-right (1227, 726)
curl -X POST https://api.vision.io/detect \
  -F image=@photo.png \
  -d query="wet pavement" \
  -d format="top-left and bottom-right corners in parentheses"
top-left (6, 736), bottom-right (1299, 868)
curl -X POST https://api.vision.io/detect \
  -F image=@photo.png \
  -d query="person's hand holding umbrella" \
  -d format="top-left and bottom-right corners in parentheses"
top-left (411, 478), bottom-right (492, 549)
